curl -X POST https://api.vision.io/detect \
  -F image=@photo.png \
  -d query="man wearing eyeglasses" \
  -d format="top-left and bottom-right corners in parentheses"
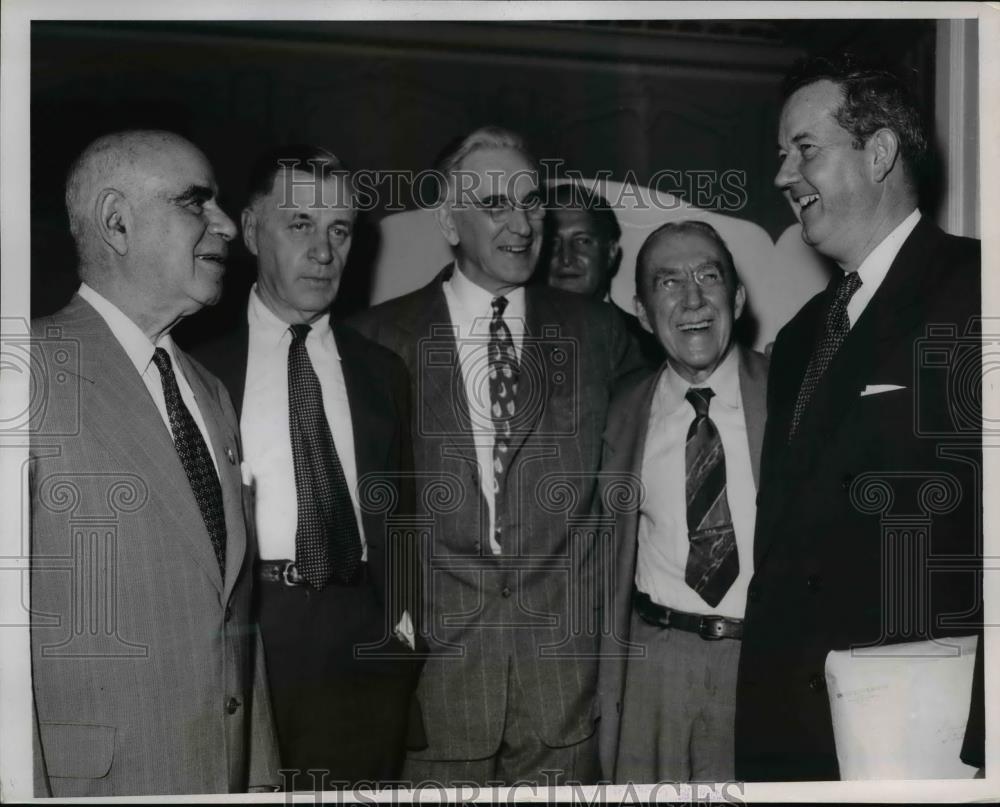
top-left (596, 220), bottom-right (768, 783)
top-left (349, 126), bottom-right (644, 785)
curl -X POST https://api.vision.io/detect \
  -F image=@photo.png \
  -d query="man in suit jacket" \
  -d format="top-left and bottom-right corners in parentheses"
top-left (193, 145), bottom-right (421, 789)
top-left (597, 220), bottom-right (768, 782)
top-left (541, 182), bottom-right (664, 366)
top-left (29, 130), bottom-right (279, 796)
top-left (735, 54), bottom-right (982, 781)
top-left (349, 127), bottom-right (645, 785)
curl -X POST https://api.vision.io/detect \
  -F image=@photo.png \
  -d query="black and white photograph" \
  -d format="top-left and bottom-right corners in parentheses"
top-left (0, 1), bottom-right (995, 802)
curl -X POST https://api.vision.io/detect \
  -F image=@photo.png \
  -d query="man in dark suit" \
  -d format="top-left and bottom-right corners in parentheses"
top-left (193, 146), bottom-right (421, 789)
top-left (735, 54), bottom-right (982, 781)
top-left (30, 130), bottom-right (279, 796)
top-left (542, 182), bottom-right (664, 366)
top-left (349, 126), bottom-right (645, 784)
top-left (597, 221), bottom-right (768, 782)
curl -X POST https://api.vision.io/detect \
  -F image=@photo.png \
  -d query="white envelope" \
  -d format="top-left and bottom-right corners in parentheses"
top-left (825, 636), bottom-right (978, 779)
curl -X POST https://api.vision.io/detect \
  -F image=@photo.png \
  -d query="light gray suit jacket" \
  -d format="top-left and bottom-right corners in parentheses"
top-left (29, 294), bottom-right (280, 796)
top-left (595, 346), bottom-right (768, 780)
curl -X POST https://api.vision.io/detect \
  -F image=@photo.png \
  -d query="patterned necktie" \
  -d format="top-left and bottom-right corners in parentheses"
top-left (151, 348), bottom-right (226, 575)
top-left (789, 271), bottom-right (863, 441)
top-left (288, 324), bottom-right (363, 589)
top-left (489, 296), bottom-right (520, 507)
top-left (684, 387), bottom-right (739, 608)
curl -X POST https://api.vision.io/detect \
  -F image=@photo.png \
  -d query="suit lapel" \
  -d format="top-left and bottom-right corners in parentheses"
top-left (504, 287), bottom-right (553, 462)
top-left (69, 298), bottom-right (225, 592)
top-left (738, 347), bottom-right (767, 491)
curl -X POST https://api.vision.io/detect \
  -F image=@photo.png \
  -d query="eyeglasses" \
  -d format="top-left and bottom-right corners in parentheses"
top-left (652, 265), bottom-right (727, 294)
top-left (471, 193), bottom-right (545, 223)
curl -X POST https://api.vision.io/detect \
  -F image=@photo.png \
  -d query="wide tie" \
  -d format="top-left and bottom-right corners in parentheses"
top-left (789, 271), bottom-right (863, 441)
top-left (684, 387), bottom-right (739, 608)
top-left (151, 348), bottom-right (226, 576)
top-left (288, 323), bottom-right (363, 589)
top-left (489, 296), bottom-right (520, 548)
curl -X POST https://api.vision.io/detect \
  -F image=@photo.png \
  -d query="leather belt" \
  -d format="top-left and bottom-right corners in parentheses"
top-left (633, 590), bottom-right (743, 640)
top-left (256, 560), bottom-right (368, 588)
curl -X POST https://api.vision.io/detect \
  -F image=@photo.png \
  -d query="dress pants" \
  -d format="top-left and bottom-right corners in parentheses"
top-left (615, 609), bottom-right (741, 783)
top-left (257, 566), bottom-right (415, 790)
top-left (401, 661), bottom-right (600, 787)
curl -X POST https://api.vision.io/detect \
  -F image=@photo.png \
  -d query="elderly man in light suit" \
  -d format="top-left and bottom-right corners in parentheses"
top-left (597, 220), bottom-right (767, 782)
top-left (29, 130), bottom-right (279, 796)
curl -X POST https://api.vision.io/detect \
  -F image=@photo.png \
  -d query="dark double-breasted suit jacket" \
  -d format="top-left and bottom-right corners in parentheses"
top-left (30, 294), bottom-right (280, 796)
top-left (348, 264), bottom-right (645, 761)
top-left (735, 216), bottom-right (983, 781)
top-left (595, 346), bottom-right (769, 780)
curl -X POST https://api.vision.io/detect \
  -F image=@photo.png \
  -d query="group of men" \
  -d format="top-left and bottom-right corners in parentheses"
top-left (28, 53), bottom-right (983, 796)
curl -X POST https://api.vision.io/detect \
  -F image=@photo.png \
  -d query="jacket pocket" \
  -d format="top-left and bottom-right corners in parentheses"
top-left (39, 722), bottom-right (115, 779)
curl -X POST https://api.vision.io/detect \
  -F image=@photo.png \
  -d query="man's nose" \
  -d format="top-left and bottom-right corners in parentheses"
top-left (310, 234), bottom-right (333, 264)
top-left (506, 206), bottom-right (533, 236)
top-left (558, 240), bottom-right (573, 266)
top-left (774, 153), bottom-right (800, 190)
top-left (682, 276), bottom-right (705, 307)
top-left (210, 204), bottom-right (238, 242)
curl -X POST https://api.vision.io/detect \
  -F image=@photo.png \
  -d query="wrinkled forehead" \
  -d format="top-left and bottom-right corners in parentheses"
top-left (266, 168), bottom-right (356, 214)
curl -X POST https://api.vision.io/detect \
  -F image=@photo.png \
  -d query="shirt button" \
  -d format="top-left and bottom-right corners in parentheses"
top-left (226, 697), bottom-right (240, 714)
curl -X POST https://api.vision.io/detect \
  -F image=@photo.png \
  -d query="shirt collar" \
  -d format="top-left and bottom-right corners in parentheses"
top-left (247, 283), bottom-right (338, 359)
top-left (853, 208), bottom-right (921, 289)
top-left (77, 282), bottom-right (179, 377)
top-left (447, 262), bottom-right (526, 323)
top-left (659, 345), bottom-right (741, 415)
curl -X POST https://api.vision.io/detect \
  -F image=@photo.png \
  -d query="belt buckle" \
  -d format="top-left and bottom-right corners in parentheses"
top-left (282, 562), bottom-right (304, 587)
top-left (699, 616), bottom-right (725, 640)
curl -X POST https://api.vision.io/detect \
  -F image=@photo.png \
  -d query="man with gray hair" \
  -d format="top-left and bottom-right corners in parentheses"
top-left (30, 130), bottom-right (279, 795)
top-left (597, 220), bottom-right (767, 782)
top-left (350, 126), bottom-right (644, 784)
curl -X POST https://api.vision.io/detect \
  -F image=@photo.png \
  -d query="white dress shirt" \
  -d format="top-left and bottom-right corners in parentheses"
top-left (442, 264), bottom-right (526, 554)
top-left (847, 208), bottom-right (920, 326)
top-left (635, 348), bottom-right (756, 619)
top-left (240, 286), bottom-right (366, 561)
top-left (77, 282), bottom-right (218, 473)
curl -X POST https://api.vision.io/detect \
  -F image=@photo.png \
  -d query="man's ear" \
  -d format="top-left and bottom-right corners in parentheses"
top-left (869, 128), bottom-right (900, 183)
top-left (634, 294), bottom-right (654, 334)
top-left (96, 189), bottom-right (129, 256)
top-left (241, 207), bottom-right (259, 256)
top-left (734, 283), bottom-right (747, 321)
top-left (435, 201), bottom-right (460, 247)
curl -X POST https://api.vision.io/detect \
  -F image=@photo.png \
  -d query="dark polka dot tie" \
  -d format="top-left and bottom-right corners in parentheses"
top-left (288, 324), bottom-right (363, 589)
top-left (684, 387), bottom-right (738, 608)
top-left (151, 348), bottom-right (226, 576)
top-left (489, 296), bottom-right (520, 546)
top-left (789, 271), bottom-right (863, 441)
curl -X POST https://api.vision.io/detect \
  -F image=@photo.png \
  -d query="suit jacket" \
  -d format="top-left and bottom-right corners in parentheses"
top-left (191, 312), bottom-right (421, 642)
top-left (595, 346), bottom-right (768, 780)
top-left (735, 216), bottom-right (982, 781)
top-left (29, 294), bottom-right (280, 797)
top-left (348, 264), bottom-right (646, 759)
top-left (613, 303), bottom-right (665, 368)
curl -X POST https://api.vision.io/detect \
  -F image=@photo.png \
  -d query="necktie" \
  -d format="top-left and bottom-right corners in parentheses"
top-left (152, 348), bottom-right (226, 575)
top-left (489, 297), bottom-right (520, 544)
top-left (789, 271), bottom-right (863, 440)
top-left (288, 323), bottom-right (363, 589)
top-left (684, 387), bottom-right (738, 608)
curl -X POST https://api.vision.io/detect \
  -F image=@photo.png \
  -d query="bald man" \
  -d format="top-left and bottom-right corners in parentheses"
top-left (29, 130), bottom-right (280, 796)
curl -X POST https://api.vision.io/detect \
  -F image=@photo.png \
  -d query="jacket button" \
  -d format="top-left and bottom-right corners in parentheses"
top-left (806, 575), bottom-right (822, 592)
top-left (841, 474), bottom-right (854, 491)
top-left (808, 674), bottom-right (826, 693)
top-left (473, 541), bottom-right (481, 552)
top-left (501, 586), bottom-right (512, 598)
top-left (747, 583), bottom-right (761, 604)
top-left (226, 697), bottom-right (240, 714)
top-left (224, 604), bottom-right (233, 622)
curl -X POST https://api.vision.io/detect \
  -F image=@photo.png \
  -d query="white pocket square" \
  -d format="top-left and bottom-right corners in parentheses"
top-left (860, 384), bottom-right (906, 397)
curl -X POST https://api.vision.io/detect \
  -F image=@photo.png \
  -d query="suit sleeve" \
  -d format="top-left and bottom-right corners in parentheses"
top-left (246, 629), bottom-right (281, 790)
top-left (608, 305), bottom-right (649, 385)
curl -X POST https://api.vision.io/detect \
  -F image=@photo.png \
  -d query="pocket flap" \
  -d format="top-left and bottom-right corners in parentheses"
top-left (39, 722), bottom-right (115, 779)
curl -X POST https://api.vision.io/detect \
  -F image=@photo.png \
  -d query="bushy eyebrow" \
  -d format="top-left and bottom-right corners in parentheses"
top-left (171, 184), bottom-right (214, 205)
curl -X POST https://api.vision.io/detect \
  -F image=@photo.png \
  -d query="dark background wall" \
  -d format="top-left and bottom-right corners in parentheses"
top-left (30, 19), bottom-right (937, 344)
